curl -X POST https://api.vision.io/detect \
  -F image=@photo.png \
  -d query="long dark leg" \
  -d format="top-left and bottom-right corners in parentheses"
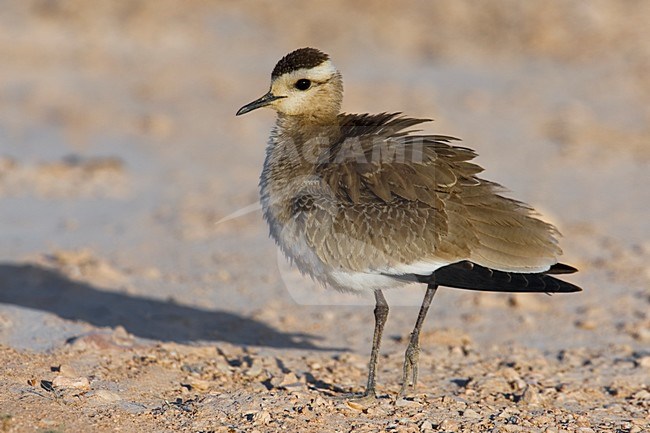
top-left (363, 289), bottom-right (389, 398)
top-left (399, 284), bottom-right (438, 396)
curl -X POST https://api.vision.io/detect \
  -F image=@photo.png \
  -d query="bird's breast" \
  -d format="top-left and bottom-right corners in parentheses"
top-left (259, 146), bottom-right (331, 283)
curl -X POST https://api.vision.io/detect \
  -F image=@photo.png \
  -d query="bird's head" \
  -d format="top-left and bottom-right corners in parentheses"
top-left (236, 48), bottom-right (343, 121)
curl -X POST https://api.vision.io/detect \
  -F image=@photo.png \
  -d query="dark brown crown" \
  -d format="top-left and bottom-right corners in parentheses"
top-left (271, 48), bottom-right (330, 78)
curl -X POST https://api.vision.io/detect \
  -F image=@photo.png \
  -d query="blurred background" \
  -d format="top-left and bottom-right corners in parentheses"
top-left (0, 0), bottom-right (648, 353)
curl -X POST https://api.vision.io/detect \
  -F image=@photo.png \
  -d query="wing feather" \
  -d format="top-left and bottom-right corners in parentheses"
top-left (291, 113), bottom-right (563, 273)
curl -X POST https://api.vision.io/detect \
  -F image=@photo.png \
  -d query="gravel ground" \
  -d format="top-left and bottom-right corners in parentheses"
top-left (0, 1), bottom-right (649, 432)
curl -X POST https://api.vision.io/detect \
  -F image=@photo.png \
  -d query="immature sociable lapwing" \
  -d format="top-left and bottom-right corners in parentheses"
top-left (236, 47), bottom-right (581, 400)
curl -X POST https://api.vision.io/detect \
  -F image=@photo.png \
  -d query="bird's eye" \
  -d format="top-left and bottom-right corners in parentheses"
top-left (294, 79), bottom-right (311, 91)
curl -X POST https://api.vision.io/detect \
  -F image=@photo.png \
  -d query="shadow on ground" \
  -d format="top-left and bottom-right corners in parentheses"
top-left (0, 263), bottom-right (332, 350)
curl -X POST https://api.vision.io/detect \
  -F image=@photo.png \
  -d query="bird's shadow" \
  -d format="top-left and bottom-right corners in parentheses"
top-left (0, 263), bottom-right (333, 350)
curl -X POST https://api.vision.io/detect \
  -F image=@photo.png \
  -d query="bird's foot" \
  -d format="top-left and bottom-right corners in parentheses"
top-left (333, 389), bottom-right (377, 406)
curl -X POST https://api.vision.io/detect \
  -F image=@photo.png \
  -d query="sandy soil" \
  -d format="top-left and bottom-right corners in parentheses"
top-left (0, 1), bottom-right (649, 432)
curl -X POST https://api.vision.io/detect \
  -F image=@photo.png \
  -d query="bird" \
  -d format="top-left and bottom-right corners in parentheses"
top-left (236, 47), bottom-right (582, 401)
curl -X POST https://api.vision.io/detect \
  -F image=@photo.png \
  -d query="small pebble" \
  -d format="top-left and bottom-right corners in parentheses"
top-left (575, 319), bottom-right (597, 330)
top-left (186, 377), bottom-right (211, 391)
top-left (245, 360), bottom-right (263, 377)
top-left (270, 372), bottom-right (303, 389)
top-left (463, 408), bottom-right (481, 419)
top-left (52, 375), bottom-right (90, 391)
top-left (521, 385), bottom-right (541, 405)
top-left (89, 389), bottom-right (123, 403)
top-left (438, 419), bottom-right (459, 432)
top-left (395, 397), bottom-right (420, 408)
top-left (58, 364), bottom-right (79, 377)
top-left (638, 356), bottom-right (650, 368)
top-left (345, 400), bottom-right (366, 412)
top-left (420, 420), bottom-right (434, 432)
top-left (252, 410), bottom-right (271, 426)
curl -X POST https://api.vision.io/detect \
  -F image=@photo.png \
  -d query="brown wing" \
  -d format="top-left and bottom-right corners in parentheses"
top-left (294, 113), bottom-right (562, 273)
